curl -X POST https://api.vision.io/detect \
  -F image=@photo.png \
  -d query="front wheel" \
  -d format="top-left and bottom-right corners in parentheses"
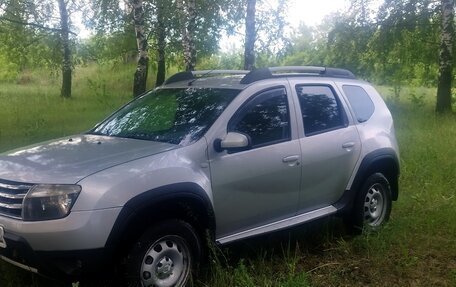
top-left (351, 173), bottom-right (392, 232)
top-left (125, 220), bottom-right (201, 287)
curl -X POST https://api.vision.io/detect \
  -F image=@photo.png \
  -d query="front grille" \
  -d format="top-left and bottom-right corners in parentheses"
top-left (0, 180), bottom-right (33, 219)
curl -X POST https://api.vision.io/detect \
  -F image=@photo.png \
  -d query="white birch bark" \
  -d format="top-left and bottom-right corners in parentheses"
top-left (177, 0), bottom-right (197, 71)
top-left (132, 0), bottom-right (149, 97)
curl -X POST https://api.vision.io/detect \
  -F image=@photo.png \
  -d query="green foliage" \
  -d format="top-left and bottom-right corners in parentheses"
top-left (0, 0), bottom-right (82, 89)
top-left (371, 0), bottom-right (440, 86)
top-left (254, 0), bottom-right (290, 61)
top-left (76, 31), bottom-right (137, 65)
top-left (280, 0), bottom-right (443, 89)
top-left (198, 50), bottom-right (243, 70)
top-left (84, 0), bottom-right (128, 33)
top-left (324, 14), bottom-right (376, 78)
top-left (0, 53), bottom-right (19, 82)
top-left (282, 24), bottom-right (325, 66)
top-left (83, 0), bottom-right (244, 78)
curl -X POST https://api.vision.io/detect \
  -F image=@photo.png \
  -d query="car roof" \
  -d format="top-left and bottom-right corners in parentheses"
top-left (161, 66), bottom-right (358, 90)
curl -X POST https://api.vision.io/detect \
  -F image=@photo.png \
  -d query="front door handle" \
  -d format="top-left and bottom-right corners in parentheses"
top-left (282, 155), bottom-right (300, 163)
top-left (342, 142), bottom-right (355, 149)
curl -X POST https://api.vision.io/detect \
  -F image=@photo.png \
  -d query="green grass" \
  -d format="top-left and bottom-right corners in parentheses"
top-left (0, 64), bottom-right (138, 153)
top-left (1, 68), bottom-right (456, 286)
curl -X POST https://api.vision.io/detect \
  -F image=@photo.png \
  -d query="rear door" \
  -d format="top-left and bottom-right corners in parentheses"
top-left (288, 80), bottom-right (362, 213)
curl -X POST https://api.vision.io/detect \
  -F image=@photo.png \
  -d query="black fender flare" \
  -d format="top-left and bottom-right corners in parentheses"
top-left (352, 148), bottom-right (400, 199)
top-left (105, 182), bottom-right (215, 251)
top-left (334, 148), bottom-right (400, 211)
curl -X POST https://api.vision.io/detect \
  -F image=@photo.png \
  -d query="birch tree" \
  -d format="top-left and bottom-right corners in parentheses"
top-left (244, 0), bottom-right (256, 70)
top-left (155, 1), bottom-right (166, 86)
top-left (0, 0), bottom-right (78, 97)
top-left (131, 0), bottom-right (149, 97)
top-left (58, 0), bottom-right (71, 98)
top-left (436, 0), bottom-right (455, 113)
top-left (176, 0), bottom-right (197, 71)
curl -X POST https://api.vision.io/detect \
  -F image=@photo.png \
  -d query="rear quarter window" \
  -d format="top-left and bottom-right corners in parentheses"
top-left (342, 85), bottom-right (375, 123)
top-left (296, 85), bottom-right (348, 136)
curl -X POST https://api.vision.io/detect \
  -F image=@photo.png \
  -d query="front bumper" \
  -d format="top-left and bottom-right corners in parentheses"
top-left (0, 207), bottom-right (121, 251)
top-left (0, 230), bottom-right (113, 279)
top-left (0, 207), bottom-right (122, 279)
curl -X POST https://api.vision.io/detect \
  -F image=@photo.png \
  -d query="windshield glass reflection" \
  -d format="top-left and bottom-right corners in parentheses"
top-left (90, 88), bottom-right (240, 145)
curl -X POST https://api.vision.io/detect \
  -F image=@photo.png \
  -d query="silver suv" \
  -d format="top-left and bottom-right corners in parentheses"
top-left (0, 66), bottom-right (399, 286)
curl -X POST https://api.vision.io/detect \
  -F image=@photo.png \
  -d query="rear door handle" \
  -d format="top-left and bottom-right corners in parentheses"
top-left (282, 155), bottom-right (300, 163)
top-left (342, 142), bottom-right (355, 149)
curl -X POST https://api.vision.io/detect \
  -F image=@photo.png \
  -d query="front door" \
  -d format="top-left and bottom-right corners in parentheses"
top-left (209, 87), bottom-right (302, 238)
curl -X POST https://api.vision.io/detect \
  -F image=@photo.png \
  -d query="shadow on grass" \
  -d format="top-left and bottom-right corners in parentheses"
top-left (196, 216), bottom-right (354, 287)
top-left (1, 216), bottom-right (354, 287)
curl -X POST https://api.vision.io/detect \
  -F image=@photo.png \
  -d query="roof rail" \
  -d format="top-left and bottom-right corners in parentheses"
top-left (240, 66), bottom-right (356, 84)
top-left (192, 70), bottom-right (249, 76)
top-left (269, 66), bottom-right (326, 74)
top-left (164, 70), bottom-right (249, 85)
top-left (163, 66), bottom-right (356, 86)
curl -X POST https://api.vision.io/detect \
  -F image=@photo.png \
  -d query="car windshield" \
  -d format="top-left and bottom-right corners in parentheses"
top-left (90, 87), bottom-right (240, 145)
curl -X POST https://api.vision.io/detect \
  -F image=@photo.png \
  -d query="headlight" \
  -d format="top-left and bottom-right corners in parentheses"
top-left (22, 184), bottom-right (81, 221)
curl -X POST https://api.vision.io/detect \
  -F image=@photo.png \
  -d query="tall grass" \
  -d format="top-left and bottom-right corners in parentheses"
top-left (0, 68), bottom-right (455, 286)
top-left (0, 64), bottom-right (136, 152)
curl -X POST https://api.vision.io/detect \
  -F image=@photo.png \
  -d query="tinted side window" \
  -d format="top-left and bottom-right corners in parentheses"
top-left (342, 85), bottom-right (375, 122)
top-left (230, 88), bottom-right (290, 147)
top-left (296, 85), bottom-right (346, 136)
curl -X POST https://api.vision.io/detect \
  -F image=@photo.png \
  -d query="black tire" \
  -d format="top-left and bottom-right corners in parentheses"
top-left (124, 219), bottom-right (201, 287)
top-left (350, 173), bottom-right (392, 233)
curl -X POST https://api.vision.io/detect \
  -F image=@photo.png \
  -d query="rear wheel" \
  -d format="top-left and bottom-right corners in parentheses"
top-left (125, 220), bottom-right (201, 287)
top-left (351, 173), bottom-right (392, 232)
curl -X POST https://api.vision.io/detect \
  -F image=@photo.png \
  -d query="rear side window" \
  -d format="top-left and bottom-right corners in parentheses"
top-left (342, 85), bottom-right (375, 122)
top-left (296, 85), bottom-right (347, 136)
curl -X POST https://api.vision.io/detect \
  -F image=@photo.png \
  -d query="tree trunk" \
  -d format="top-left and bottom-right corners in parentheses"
top-left (177, 0), bottom-right (197, 71)
top-left (244, 0), bottom-right (256, 70)
top-left (436, 0), bottom-right (454, 113)
top-left (156, 2), bottom-right (166, 86)
top-left (186, 0), bottom-right (197, 71)
top-left (132, 0), bottom-right (149, 97)
top-left (58, 0), bottom-right (72, 98)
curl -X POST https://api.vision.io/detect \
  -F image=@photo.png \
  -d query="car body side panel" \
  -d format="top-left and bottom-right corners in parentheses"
top-left (297, 127), bottom-right (361, 212)
top-left (205, 79), bottom-right (302, 238)
top-left (286, 79), bottom-right (362, 212)
top-left (334, 81), bottom-right (400, 190)
top-left (210, 140), bottom-right (301, 238)
top-left (72, 139), bottom-right (212, 212)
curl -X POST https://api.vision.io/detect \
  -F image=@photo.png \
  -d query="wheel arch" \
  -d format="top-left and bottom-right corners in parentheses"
top-left (104, 182), bottom-right (215, 257)
top-left (351, 148), bottom-right (400, 201)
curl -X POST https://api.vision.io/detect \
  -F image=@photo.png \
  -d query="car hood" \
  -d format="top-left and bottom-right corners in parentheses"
top-left (0, 134), bottom-right (177, 184)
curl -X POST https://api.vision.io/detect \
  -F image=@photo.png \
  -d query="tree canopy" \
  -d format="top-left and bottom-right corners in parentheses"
top-left (0, 0), bottom-right (454, 111)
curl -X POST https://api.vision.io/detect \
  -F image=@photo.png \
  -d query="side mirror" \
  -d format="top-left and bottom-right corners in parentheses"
top-left (214, 132), bottom-right (250, 152)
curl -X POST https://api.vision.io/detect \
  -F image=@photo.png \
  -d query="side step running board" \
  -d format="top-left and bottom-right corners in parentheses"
top-left (216, 205), bottom-right (338, 245)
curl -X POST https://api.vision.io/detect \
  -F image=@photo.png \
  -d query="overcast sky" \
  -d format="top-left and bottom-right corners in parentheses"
top-left (75, 0), bottom-right (353, 50)
top-left (219, 0), bottom-right (350, 51)
top-left (288, 0), bottom-right (348, 27)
